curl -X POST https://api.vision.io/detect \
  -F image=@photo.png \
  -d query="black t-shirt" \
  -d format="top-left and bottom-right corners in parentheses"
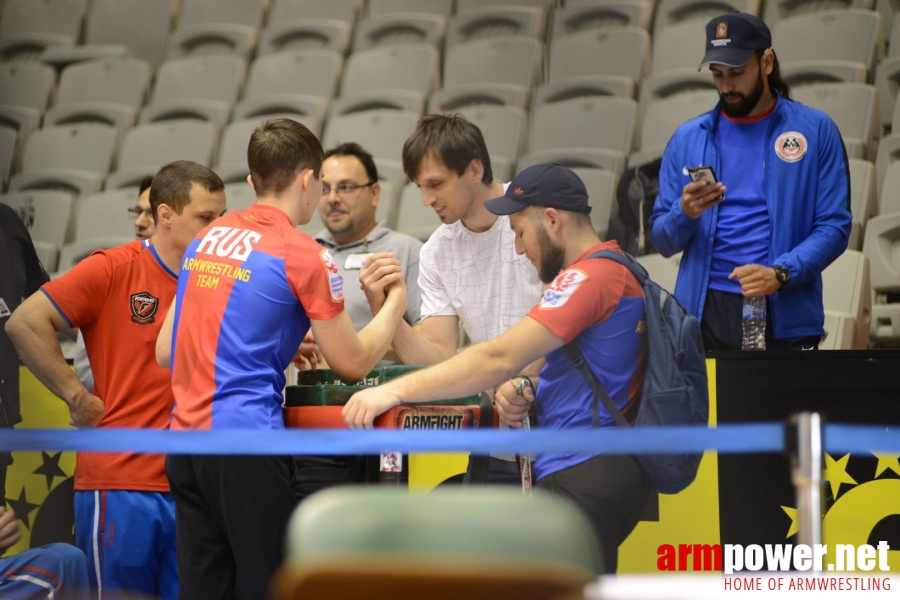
top-left (0, 204), bottom-right (49, 426)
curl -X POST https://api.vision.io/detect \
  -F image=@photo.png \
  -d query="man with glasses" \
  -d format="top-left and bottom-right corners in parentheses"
top-left (314, 142), bottom-right (422, 346)
top-left (293, 143), bottom-right (423, 502)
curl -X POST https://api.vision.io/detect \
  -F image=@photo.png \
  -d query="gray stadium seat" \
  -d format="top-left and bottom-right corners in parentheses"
top-left (257, 19), bottom-right (352, 55)
top-left (641, 89), bottom-right (719, 152)
top-left (32, 240), bottom-right (60, 273)
top-left (875, 56), bottom-right (900, 127)
top-left (572, 167), bottom-right (620, 240)
top-left (636, 252), bottom-right (682, 295)
top-left (792, 83), bottom-right (878, 160)
top-left (0, 0), bottom-right (85, 62)
top-left (638, 68), bottom-right (716, 125)
top-left (376, 180), bottom-right (401, 229)
top-left (862, 213), bottom-right (900, 341)
top-left (0, 62), bottom-right (55, 152)
top-left (549, 27), bottom-right (650, 85)
top-left (233, 49), bottom-right (340, 123)
top-left (781, 60), bottom-right (869, 89)
top-left (167, 0), bottom-right (265, 60)
top-left (0, 190), bottom-right (75, 247)
top-left (849, 159), bottom-right (878, 252)
top-left (445, 36), bottom-right (545, 89)
top-left (353, 13), bottom-right (446, 51)
top-left (329, 90), bottom-right (425, 118)
top-left (269, 0), bottom-right (359, 24)
top-left (57, 236), bottom-right (132, 273)
top-left (75, 188), bottom-right (140, 241)
top-left (373, 158), bottom-right (407, 190)
top-left (878, 160), bottom-right (900, 215)
top-left (551, 0), bottom-right (653, 39)
top-left (764, 0), bottom-right (874, 25)
top-left (53, 0), bottom-right (175, 70)
top-left (140, 55), bottom-right (247, 129)
top-left (821, 311), bottom-right (855, 349)
top-left (653, 0), bottom-right (760, 37)
top-left (772, 10), bottom-right (884, 77)
top-left (9, 125), bottom-right (116, 197)
top-left (455, 105), bottom-right (528, 166)
top-left (456, 0), bottom-right (554, 9)
top-left (534, 76), bottom-right (635, 107)
top-left (651, 19), bottom-right (706, 74)
top-left (530, 96), bottom-right (638, 156)
top-left (341, 44), bottom-right (440, 97)
top-left (891, 17), bottom-right (900, 57)
top-left (223, 182), bottom-right (258, 213)
top-left (428, 83), bottom-right (530, 112)
top-left (44, 58), bottom-right (151, 141)
top-left (876, 133), bottom-right (900, 197)
top-left (821, 249), bottom-right (872, 349)
top-left (396, 181), bottom-right (442, 242)
top-left (322, 110), bottom-right (419, 164)
top-left (446, 5), bottom-right (545, 49)
top-left (369, 0), bottom-right (453, 17)
top-left (0, 128), bottom-right (15, 190)
top-left (106, 121), bottom-right (218, 189)
top-left (517, 148), bottom-right (627, 178)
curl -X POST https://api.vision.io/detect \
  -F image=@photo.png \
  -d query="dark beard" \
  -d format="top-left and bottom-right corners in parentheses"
top-left (537, 225), bottom-right (566, 284)
top-left (719, 68), bottom-right (765, 118)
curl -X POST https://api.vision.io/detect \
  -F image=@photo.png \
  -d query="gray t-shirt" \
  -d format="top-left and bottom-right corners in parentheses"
top-left (315, 221), bottom-right (423, 334)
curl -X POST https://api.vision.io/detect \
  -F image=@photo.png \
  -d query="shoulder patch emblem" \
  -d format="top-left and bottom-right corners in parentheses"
top-left (131, 291), bottom-right (159, 324)
top-left (320, 250), bottom-right (344, 303)
top-left (540, 269), bottom-right (587, 309)
top-left (774, 131), bottom-right (808, 163)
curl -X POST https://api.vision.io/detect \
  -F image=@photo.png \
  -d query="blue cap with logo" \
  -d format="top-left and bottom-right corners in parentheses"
top-left (484, 163), bottom-right (592, 216)
top-left (698, 12), bottom-right (772, 71)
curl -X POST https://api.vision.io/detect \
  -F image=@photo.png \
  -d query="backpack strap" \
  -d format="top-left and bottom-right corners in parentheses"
top-left (563, 341), bottom-right (629, 429)
top-left (562, 249), bottom-right (646, 430)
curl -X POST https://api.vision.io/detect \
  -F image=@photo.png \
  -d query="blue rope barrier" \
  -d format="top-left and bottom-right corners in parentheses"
top-left (824, 423), bottom-right (900, 454)
top-left (0, 424), bottom-right (785, 455)
top-left (0, 423), bottom-right (894, 456)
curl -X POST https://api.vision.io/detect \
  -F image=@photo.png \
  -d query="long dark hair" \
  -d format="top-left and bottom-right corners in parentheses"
top-left (760, 49), bottom-right (791, 100)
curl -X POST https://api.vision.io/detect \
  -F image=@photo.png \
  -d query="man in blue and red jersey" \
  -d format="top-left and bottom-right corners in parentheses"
top-left (344, 164), bottom-right (650, 573)
top-left (6, 161), bottom-right (226, 599)
top-left (156, 118), bottom-right (407, 600)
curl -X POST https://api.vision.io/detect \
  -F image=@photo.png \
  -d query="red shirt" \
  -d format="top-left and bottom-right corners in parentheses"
top-left (41, 240), bottom-right (176, 491)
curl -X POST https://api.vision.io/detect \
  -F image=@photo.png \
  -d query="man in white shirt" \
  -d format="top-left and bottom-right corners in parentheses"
top-left (360, 114), bottom-right (543, 483)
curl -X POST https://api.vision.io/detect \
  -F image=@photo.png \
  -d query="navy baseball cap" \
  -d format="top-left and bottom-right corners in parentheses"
top-left (484, 163), bottom-right (592, 216)
top-left (698, 12), bottom-right (771, 71)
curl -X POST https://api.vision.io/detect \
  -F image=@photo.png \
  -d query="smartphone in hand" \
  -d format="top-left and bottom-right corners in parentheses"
top-left (688, 165), bottom-right (718, 185)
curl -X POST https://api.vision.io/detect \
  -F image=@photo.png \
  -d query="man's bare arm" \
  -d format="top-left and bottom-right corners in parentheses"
top-left (155, 298), bottom-right (176, 368)
top-left (342, 317), bottom-right (563, 429)
top-left (5, 293), bottom-right (103, 427)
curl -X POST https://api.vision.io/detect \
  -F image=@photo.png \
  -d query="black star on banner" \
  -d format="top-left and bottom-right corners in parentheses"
top-left (6, 488), bottom-right (40, 530)
top-left (32, 451), bottom-right (67, 490)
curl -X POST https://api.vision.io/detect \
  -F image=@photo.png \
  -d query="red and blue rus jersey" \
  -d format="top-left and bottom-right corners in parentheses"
top-left (169, 204), bottom-right (344, 430)
top-left (527, 241), bottom-right (647, 480)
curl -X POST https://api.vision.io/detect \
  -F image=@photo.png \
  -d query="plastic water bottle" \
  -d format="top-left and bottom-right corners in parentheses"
top-left (741, 295), bottom-right (767, 351)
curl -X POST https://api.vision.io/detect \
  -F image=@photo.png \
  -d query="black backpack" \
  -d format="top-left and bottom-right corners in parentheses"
top-left (564, 250), bottom-right (708, 494)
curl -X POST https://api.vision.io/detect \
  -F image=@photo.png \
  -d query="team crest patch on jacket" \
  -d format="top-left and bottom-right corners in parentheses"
top-left (774, 132), bottom-right (808, 163)
top-left (131, 291), bottom-right (159, 324)
top-left (540, 269), bottom-right (586, 309)
top-left (320, 249), bottom-right (344, 302)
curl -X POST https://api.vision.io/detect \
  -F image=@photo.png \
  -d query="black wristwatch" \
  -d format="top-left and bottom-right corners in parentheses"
top-left (772, 265), bottom-right (791, 288)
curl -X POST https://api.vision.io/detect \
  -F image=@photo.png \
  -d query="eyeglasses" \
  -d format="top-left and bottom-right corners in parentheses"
top-left (128, 206), bottom-right (153, 219)
top-left (322, 181), bottom-right (376, 197)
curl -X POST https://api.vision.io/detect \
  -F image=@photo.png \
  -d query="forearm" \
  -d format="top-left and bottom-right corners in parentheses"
top-left (390, 319), bottom-right (456, 365)
top-left (5, 316), bottom-right (88, 410)
top-left (351, 294), bottom-right (407, 378)
top-left (390, 340), bottom-right (520, 405)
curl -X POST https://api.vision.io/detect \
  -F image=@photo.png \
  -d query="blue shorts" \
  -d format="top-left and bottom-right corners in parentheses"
top-left (74, 490), bottom-right (178, 600)
top-left (0, 542), bottom-right (90, 599)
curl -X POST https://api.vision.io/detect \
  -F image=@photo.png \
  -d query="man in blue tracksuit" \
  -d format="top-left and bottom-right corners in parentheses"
top-left (650, 12), bottom-right (851, 351)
